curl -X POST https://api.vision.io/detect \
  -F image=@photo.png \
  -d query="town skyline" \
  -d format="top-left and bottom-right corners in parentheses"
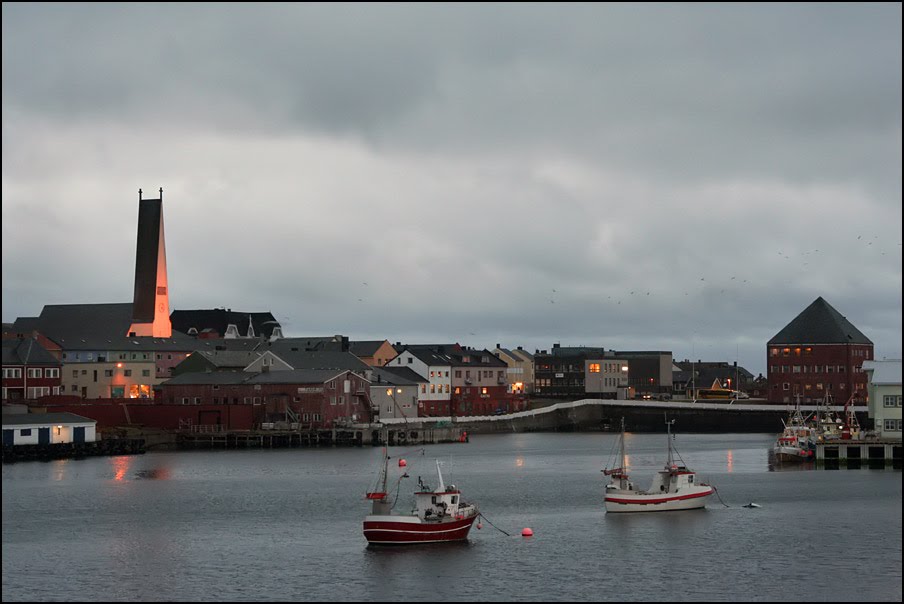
top-left (3, 3), bottom-right (901, 377)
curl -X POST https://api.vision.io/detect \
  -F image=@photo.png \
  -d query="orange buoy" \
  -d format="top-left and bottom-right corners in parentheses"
top-left (398, 459), bottom-right (407, 467)
top-left (521, 527), bottom-right (533, 537)
top-left (477, 523), bottom-right (483, 530)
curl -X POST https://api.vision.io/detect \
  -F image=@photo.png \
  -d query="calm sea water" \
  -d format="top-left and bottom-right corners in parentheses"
top-left (2, 433), bottom-right (901, 602)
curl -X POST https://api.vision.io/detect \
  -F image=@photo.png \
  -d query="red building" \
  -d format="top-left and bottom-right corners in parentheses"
top-left (156, 368), bottom-right (373, 429)
top-left (767, 297), bottom-right (873, 404)
top-left (2, 337), bottom-right (63, 401)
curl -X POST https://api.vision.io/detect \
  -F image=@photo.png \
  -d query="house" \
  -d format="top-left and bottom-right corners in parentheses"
top-left (2, 412), bottom-right (97, 446)
top-left (767, 297), bottom-right (873, 404)
top-left (156, 369), bottom-right (372, 429)
top-left (386, 345), bottom-right (454, 416)
top-left (370, 367), bottom-right (421, 421)
top-left (2, 337), bottom-right (63, 400)
top-left (493, 345), bottom-right (534, 395)
top-left (862, 360), bottom-right (902, 439)
top-left (349, 340), bottom-right (398, 367)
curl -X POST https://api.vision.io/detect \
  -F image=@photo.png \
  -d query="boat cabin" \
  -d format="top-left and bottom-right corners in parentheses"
top-left (414, 484), bottom-right (464, 521)
top-left (648, 465), bottom-right (697, 494)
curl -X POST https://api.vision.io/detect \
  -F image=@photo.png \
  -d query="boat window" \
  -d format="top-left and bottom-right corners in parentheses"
top-left (431, 496), bottom-right (437, 504)
top-left (688, 475), bottom-right (694, 483)
top-left (451, 496), bottom-right (457, 504)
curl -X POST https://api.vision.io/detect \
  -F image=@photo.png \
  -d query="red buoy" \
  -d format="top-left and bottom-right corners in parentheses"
top-left (477, 523), bottom-right (483, 530)
top-left (522, 527), bottom-right (533, 537)
top-left (398, 459), bottom-right (407, 467)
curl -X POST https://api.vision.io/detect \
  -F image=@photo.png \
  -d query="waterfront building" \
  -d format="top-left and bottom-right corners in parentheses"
top-left (1, 337), bottom-right (63, 401)
top-left (534, 345), bottom-right (607, 398)
top-left (2, 412), bottom-right (97, 446)
top-left (370, 367), bottom-right (421, 421)
top-left (862, 359), bottom-right (902, 439)
top-left (387, 345), bottom-right (453, 416)
top-left (766, 297), bottom-right (873, 404)
top-left (157, 368), bottom-right (373, 429)
top-left (493, 344), bottom-right (534, 395)
top-left (447, 346), bottom-right (511, 416)
top-left (534, 345), bottom-right (665, 400)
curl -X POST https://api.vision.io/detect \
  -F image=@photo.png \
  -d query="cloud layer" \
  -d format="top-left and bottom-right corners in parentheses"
top-left (3, 3), bottom-right (901, 375)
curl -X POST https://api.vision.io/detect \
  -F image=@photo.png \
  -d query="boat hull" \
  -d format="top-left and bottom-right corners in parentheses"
top-left (363, 513), bottom-right (477, 544)
top-left (605, 487), bottom-right (714, 513)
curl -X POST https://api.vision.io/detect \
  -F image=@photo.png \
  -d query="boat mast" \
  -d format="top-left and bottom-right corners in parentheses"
top-left (619, 417), bottom-right (626, 472)
top-left (665, 416), bottom-right (675, 467)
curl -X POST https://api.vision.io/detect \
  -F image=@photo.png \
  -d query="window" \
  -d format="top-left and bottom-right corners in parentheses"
top-left (194, 397), bottom-right (201, 404)
top-left (124, 370), bottom-right (132, 377)
top-left (884, 419), bottom-right (901, 432)
top-left (73, 370), bottom-right (78, 378)
top-left (182, 397), bottom-right (189, 405)
top-left (46, 368), bottom-right (59, 378)
top-left (884, 395), bottom-right (899, 408)
top-left (589, 363), bottom-right (600, 373)
top-left (142, 370), bottom-right (150, 377)
top-left (104, 370), bottom-right (113, 377)
top-left (27, 368), bottom-right (42, 378)
top-left (20, 429), bottom-right (31, 436)
top-left (782, 383), bottom-right (790, 391)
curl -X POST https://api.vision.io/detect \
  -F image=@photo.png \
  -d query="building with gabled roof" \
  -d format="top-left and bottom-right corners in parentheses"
top-left (2, 337), bottom-right (63, 400)
top-left (349, 340), bottom-right (397, 367)
top-left (767, 297), bottom-right (874, 404)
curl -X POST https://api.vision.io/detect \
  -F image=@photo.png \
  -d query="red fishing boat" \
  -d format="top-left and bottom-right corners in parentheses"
top-left (363, 448), bottom-right (479, 545)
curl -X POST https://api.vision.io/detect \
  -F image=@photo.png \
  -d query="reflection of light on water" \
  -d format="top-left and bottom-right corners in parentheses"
top-left (727, 450), bottom-right (734, 473)
top-left (111, 456), bottom-right (131, 481)
top-left (53, 459), bottom-right (70, 481)
top-left (624, 454), bottom-right (632, 470)
top-left (515, 457), bottom-right (524, 468)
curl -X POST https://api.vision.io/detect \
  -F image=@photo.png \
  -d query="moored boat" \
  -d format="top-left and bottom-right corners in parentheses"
top-left (603, 417), bottom-right (714, 513)
top-left (363, 448), bottom-right (479, 545)
top-left (772, 396), bottom-right (816, 462)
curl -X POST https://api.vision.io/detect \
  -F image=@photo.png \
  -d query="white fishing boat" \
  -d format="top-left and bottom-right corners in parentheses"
top-left (603, 417), bottom-right (714, 513)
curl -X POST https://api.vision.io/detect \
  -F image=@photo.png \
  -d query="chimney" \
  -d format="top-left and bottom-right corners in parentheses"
top-left (496, 343), bottom-right (500, 349)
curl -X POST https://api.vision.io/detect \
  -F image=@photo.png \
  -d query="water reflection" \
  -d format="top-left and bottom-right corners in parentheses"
top-left (110, 456), bottom-right (132, 481)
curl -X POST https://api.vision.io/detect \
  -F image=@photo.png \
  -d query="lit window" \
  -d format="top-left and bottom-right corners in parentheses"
top-left (589, 363), bottom-right (601, 373)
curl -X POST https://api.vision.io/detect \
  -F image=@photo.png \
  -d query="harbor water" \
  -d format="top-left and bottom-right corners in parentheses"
top-left (2, 432), bottom-right (901, 602)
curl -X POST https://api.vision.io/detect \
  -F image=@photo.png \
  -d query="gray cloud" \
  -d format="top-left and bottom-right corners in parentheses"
top-left (3, 3), bottom-right (901, 376)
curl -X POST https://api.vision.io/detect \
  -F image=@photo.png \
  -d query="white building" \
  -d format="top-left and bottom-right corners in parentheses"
top-left (2, 412), bottom-right (98, 446)
top-left (862, 360), bottom-right (902, 439)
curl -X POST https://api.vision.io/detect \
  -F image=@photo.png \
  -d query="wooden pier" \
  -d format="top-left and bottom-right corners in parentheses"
top-left (2, 438), bottom-right (147, 463)
top-left (176, 424), bottom-right (468, 450)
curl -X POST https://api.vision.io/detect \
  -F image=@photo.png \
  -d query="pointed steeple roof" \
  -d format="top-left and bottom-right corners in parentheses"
top-left (768, 297), bottom-right (872, 345)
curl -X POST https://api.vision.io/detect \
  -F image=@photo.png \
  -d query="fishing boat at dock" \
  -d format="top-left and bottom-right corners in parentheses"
top-left (603, 416), bottom-right (714, 513)
top-left (772, 396), bottom-right (816, 462)
top-left (363, 448), bottom-right (479, 545)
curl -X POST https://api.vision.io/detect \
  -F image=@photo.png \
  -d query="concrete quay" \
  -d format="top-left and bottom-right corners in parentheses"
top-left (381, 398), bottom-right (871, 434)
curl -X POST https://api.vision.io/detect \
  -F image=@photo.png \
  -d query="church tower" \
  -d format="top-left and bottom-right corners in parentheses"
top-left (128, 188), bottom-right (172, 337)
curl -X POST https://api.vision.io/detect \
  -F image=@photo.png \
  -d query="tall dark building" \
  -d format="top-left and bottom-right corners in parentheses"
top-left (766, 297), bottom-right (873, 403)
top-left (128, 188), bottom-right (171, 337)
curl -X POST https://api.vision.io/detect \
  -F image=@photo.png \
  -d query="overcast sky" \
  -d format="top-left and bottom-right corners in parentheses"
top-left (2, 3), bottom-right (901, 376)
